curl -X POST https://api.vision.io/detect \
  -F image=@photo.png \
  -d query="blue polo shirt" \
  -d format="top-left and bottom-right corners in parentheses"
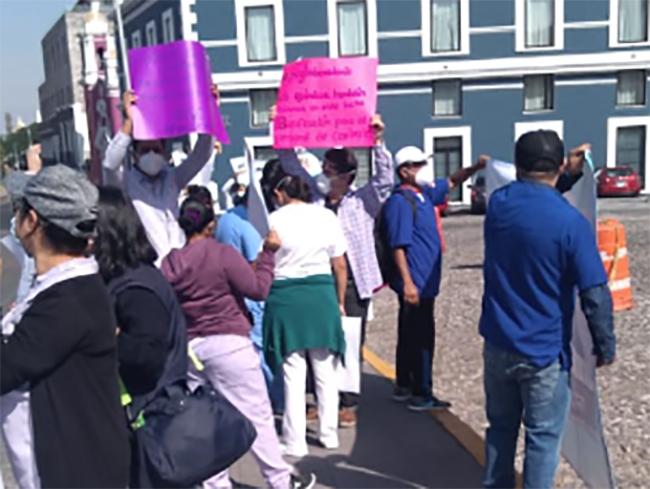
top-left (479, 181), bottom-right (607, 369)
top-left (383, 179), bottom-right (449, 299)
top-left (215, 205), bottom-right (265, 348)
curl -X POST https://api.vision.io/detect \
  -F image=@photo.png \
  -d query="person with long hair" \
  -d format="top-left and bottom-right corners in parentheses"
top-left (161, 196), bottom-right (315, 489)
top-left (261, 161), bottom-right (347, 458)
top-left (94, 186), bottom-right (189, 487)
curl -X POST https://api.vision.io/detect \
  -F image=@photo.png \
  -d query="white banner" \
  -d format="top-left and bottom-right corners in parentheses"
top-left (336, 316), bottom-right (362, 394)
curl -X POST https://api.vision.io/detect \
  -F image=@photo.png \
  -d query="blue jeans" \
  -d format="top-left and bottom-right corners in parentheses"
top-left (483, 343), bottom-right (571, 489)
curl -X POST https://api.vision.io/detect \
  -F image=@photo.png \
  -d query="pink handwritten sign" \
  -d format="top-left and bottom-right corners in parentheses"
top-left (273, 57), bottom-right (378, 149)
top-left (128, 41), bottom-right (229, 143)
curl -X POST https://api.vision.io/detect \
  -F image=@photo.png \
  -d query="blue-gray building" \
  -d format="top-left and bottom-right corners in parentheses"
top-left (120, 0), bottom-right (650, 203)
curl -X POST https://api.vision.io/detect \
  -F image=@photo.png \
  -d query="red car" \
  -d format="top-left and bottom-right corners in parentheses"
top-left (597, 167), bottom-right (642, 197)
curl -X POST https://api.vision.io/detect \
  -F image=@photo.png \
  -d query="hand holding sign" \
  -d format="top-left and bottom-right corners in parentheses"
top-left (273, 57), bottom-right (378, 149)
top-left (128, 41), bottom-right (229, 143)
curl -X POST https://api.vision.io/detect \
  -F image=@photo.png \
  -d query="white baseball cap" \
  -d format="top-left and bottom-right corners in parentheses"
top-left (395, 146), bottom-right (429, 167)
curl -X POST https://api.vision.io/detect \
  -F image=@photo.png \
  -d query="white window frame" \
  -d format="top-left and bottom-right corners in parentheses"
top-left (607, 116), bottom-right (650, 190)
top-left (327, 0), bottom-right (378, 58)
top-left (145, 20), bottom-right (157, 46)
top-left (515, 0), bottom-right (564, 52)
top-left (514, 120), bottom-right (564, 141)
top-left (235, 0), bottom-right (286, 67)
top-left (609, 0), bottom-right (650, 47)
top-left (421, 0), bottom-right (470, 57)
top-left (131, 30), bottom-right (142, 48)
top-left (244, 135), bottom-right (277, 163)
top-left (249, 89), bottom-right (278, 128)
top-left (162, 8), bottom-right (175, 43)
top-left (423, 126), bottom-right (472, 204)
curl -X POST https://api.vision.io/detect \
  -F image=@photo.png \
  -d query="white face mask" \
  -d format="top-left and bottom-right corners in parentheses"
top-left (415, 162), bottom-right (434, 186)
top-left (138, 151), bottom-right (167, 177)
top-left (315, 173), bottom-right (332, 195)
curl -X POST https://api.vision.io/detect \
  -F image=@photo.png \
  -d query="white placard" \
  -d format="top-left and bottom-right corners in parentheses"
top-left (336, 316), bottom-right (362, 394)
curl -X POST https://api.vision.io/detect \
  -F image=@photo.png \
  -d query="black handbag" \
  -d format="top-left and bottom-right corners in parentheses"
top-left (128, 382), bottom-right (257, 488)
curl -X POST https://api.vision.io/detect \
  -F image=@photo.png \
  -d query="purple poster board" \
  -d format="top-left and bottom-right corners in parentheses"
top-left (128, 40), bottom-right (229, 143)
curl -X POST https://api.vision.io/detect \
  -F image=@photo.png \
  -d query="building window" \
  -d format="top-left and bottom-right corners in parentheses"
top-left (424, 126), bottom-right (472, 203)
top-left (434, 137), bottom-right (463, 201)
top-left (350, 148), bottom-right (372, 186)
top-left (235, 0), bottom-right (285, 66)
top-left (421, 0), bottom-right (469, 56)
top-left (617, 70), bottom-right (647, 106)
top-left (249, 89), bottom-right (277, 128)
top-left (328, 0), bottom-right (377, 57)
top-left (524, 75), bottom-right (554, 112)
top-left (525, 0), bottom-right (554, 47)
top-left (337, 1), bottom-right (368, 56)
top-left (515, 0), bottom-right (563, 51)
top-left (616, 126), bottom-right (647, 186)
top-left (162, 9), bottom-right (175, 43)
top-left (131, 30), bottom-right (142, 48)
top-left (145, 21), bottom-right (157, 46)
top-left (431, 0), bottom-right (460, 51)
top-left (245, 6), bottom-right (277, 62)
top-left (433, 80), bottom-right (462, 116)
top-left (618, 0), bottom-right (649, 43)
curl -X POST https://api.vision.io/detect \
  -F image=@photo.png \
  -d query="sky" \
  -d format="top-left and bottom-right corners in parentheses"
top-left (0, 0), bottom-right (77, 135)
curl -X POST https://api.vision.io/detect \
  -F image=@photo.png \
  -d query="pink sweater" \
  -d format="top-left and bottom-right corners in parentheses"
top-left (161, 238), bottom-right (274, 339)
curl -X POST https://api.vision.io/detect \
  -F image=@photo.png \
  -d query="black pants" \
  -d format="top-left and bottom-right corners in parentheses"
top-left (339, 283), bottom-right (370, 408)
top-left (395, 296), bottom-right (435, 399)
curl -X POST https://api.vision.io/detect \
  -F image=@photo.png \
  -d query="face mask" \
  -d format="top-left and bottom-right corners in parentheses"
top-left (315, 173), bottom-right (332, 195)
top-left (415, 162), bottom-right (434, 186)
top-left (138, 151), bottom-right (167, 177)
top-left (9, 216), bottom-right (17, 239)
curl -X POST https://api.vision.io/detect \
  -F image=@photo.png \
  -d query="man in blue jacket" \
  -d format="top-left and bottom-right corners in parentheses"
top-left (480, 130), bottom-right (616, 489)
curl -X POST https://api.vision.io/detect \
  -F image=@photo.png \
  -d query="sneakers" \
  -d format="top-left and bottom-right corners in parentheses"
top-left (338, 408), bottom-right (357, 428)
top-left (407, 395), bottom-right (452, 412)
top-left (392, 386), bottom-right (411, 402)
top-left (290, 472), bottom-right (317, 489)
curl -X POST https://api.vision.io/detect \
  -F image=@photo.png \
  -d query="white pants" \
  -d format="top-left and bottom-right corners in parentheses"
top-left (282, 349), bottom-right (339, 457)
top-left (0, 391), bottom-right (40, 489)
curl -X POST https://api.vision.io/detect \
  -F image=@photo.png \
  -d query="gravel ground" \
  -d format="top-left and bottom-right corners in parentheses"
top-left (365, 196), bottom-right (650, 488)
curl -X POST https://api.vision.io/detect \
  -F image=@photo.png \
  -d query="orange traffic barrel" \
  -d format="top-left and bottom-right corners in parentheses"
top-left (597, 219), bottom-right (633, 311)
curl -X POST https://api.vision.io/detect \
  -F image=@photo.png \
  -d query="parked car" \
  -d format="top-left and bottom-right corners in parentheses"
top-left (470, 174), bottom-right (487, 214)
top-left (597, 167), bottom-right (642, 197)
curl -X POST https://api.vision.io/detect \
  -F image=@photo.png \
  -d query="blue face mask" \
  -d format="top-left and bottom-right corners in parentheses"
top-left (315, 173), bottom-right (332, 195)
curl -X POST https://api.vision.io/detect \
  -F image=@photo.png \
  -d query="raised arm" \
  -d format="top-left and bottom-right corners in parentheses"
top-left (356, 114), bottom-right (395, 217)
top-left (103, 91), bottom-right (135, 174)
top-left (174, 85), bottom-right (220, 190)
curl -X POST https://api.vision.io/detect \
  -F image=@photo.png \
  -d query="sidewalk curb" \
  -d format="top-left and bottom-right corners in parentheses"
top-left (362, 346), bottom-right (524, 487)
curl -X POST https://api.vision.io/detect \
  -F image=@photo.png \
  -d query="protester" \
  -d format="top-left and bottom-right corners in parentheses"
top-left (383, 147), bottom-right (485, 411)
top-left (261, 161), bottom-right (347, 458)
top-left (95, 186), bottom-right (189, 487)
top-left (215, 186), bottom-right (284, 413)
top-left (273, 111), bottom-right (393, 427)
top-left (161, 196), bottom-right (315, 489)
top-left (0, 171), bottom-right (41, 489)
top-left (0, 165), bottom-right (129, 488)
top-left (102, 87), bottom-right (219, 264)
top-left (479, 130), bottom-right (615, 489)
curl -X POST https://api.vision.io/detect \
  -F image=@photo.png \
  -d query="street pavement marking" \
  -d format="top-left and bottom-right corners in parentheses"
top-left (362, 346), bottom-right (524, 488)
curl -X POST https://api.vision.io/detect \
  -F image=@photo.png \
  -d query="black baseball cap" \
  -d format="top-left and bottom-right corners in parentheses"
top-left (515, 130), bottom-right (565, 173)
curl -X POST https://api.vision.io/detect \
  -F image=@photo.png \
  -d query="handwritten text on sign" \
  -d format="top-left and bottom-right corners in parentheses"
top-left (273, 57), bottom-right (378, 149)
top-left (128, 41), bottom-right (229, 143)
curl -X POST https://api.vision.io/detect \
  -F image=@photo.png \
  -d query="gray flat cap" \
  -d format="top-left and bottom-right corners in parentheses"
top-left (4, 171), bottom-right (34, 202)
top-left (23, 164), bottom-right (98, 239)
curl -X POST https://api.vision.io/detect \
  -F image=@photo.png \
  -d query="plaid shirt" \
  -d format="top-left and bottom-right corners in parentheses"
top-left (279, 145), bottom-right (394, 299)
